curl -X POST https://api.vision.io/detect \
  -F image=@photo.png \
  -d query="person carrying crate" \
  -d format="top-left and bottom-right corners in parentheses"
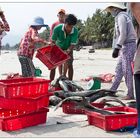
top-left (50, 14), bottom-right (78, 81)
top-left (50, 9), bottom-right (66, 80)
top-left (17, 17), bottom-right (48, 77)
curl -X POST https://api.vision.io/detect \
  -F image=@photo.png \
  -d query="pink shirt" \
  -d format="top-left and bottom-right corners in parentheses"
top-left (18, 27), bottom-right (45, 59)
top-left (50, 21), bottom-right (64, 41)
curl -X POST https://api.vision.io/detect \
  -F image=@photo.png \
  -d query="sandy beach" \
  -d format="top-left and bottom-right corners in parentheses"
top-left (0, 48), bottom-right (135, 138)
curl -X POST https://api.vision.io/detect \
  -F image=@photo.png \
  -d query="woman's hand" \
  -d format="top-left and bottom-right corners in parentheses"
top-left (112, 48), bottom-right (120, 58)
top-left (49, 42), bottom-right (55, 46)
top-left (43, 41), bottom-right (49, 45)
top-left (66, 49), bottom-right (71, 54)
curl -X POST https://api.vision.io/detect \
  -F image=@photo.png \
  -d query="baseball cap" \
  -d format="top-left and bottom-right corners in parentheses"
top-left (58, 9), bottom-right (65, 14)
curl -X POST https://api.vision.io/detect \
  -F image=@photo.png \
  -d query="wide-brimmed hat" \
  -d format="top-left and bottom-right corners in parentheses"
top-left (102, 3), bottom-right (127, 12)
top-left (30, 17), bottom-right (48, 27)
top-left (58, 9), bottom-right (65, 14)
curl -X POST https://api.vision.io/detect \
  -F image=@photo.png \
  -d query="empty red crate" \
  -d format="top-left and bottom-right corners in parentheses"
top-left (0, 77), bottom-right (50, 98)
top-left (0, 108), bottom-right (49, 131)
top-left (36, 45), bottom-right (70, 70)
top-left (0, 94), bottom-right (51, 112)
top-left (85, 106), bottom-right (137, 131)
top-left (62, 102), bottom-right (106, 114)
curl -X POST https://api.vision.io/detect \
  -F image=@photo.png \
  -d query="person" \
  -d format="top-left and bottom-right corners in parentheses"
top-left (50, 9), bottom-right (66, 39)
top-left (50, 9), bottom-right (66, 80)
top-left (129, 2), bottom-right (140, 137)
top-left (103, 3), bottom-right (137, 100)
top-left (17, 17), bottom-right (48, 77)
top-left (0, 7), bottom-right (10, 55)
top-left (50, 14), bottom-right (78, 81)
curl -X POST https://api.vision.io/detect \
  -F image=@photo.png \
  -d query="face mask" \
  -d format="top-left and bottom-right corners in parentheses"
top-left (111, 9), bottom-right (118, 17)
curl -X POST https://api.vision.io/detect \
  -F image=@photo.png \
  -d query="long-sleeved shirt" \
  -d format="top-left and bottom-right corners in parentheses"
top-left (0, 17), bottom-right (10, 32)
top-left (18, 27), bottom-right (46, 59)
top-left (0, 15), bottom-right (10, 46)
top-left (113, 11), bottom-right (137, 49)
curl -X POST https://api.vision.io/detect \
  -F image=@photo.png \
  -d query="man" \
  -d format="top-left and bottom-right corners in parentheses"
top-left (17, 17), bottom-right (48, 77)
top-left (50, 9), bottom-right (66, 39)
top-left (50, 14), bottom-right (78, 81)
top-left (50, 9), bottom-right (66, 80)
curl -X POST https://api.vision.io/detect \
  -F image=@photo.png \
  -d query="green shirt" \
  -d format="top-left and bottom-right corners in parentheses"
top-left (51, 24), bottom-right (78, 50)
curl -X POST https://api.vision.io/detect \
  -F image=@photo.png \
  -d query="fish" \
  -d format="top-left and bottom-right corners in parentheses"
top-left (53, 96), bottom-right (113, 115)
top-left (52, 75), bottom-right (84, 92)
top-left (49, 96), bottom-right (62, 106)
top-left (54, 96), bottom-right (83, 111)
top-left (99, 98), bottom-right (126, 107)
top-left (126, 101), bottom-right (137, 108)
top-left (59, 80), bottom-right (69, 91)
top-left (54, 89), bottom-right (117, 99)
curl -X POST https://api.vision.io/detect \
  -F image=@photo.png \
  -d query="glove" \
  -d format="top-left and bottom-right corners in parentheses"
top-left (112, 48), bottom-right (120, 58)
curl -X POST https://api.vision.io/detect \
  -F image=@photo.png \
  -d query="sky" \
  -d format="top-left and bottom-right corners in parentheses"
top-left (0, 2), bottom-right (109, 46)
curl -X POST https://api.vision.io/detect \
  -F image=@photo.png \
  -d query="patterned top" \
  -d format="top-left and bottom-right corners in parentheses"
top-left (0, 15), bottom-right (10, 32)
top-left (18, 27), bottom-right (46, 59)
top-left (0, 15), bottom-right (10, 45)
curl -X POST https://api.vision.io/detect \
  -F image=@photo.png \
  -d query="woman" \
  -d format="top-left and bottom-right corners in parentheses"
top-left (17, 17), bottom-right (48, 77)
top-left (103, 3), bottom-right (137, 100)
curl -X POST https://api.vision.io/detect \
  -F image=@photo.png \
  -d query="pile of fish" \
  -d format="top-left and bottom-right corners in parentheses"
top-left (50, 76), bottom-right (136, 115)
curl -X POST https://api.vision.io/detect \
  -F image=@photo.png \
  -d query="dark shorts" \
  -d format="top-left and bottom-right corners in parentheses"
top-left (18, 55), bottom-right (35, 77)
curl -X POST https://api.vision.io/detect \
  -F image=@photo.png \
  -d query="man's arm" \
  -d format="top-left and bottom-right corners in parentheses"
top-left (50, 26), bottom-right (59, 46)
top-left (50, 23), bottom-right (56, 41)
top-left (51, 26), bottom-right (58, 42)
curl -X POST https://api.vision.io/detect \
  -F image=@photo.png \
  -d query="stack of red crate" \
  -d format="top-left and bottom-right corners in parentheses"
top-left (0, 77), bottom-right (51, 131)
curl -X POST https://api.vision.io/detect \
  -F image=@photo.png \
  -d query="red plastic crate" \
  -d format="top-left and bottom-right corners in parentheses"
top-left (0, 77), bottom-right (50, 98)
top-left (0, 108), bottom-right (49, 131)
top-left (36, 45), bottom-right (70, 70)
top-left (0, 94), bottom-right (51, 112)
top-left (85, 106), bottom-right (137, 131)
top-left (62, 102), bottom-right (106, 114)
